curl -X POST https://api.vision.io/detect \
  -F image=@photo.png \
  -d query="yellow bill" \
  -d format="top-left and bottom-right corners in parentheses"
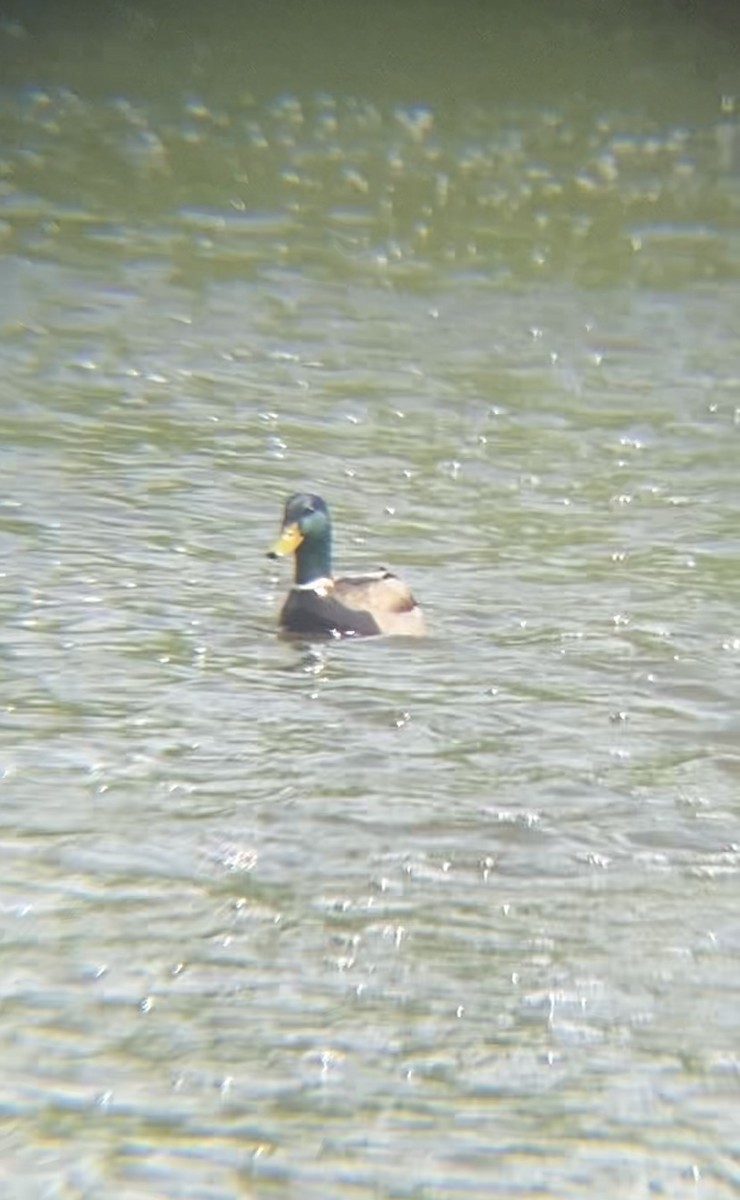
top-left (268, 522), bottom-right (304, 558)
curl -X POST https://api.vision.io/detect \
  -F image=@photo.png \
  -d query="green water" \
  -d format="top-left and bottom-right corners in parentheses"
top-left (1, 2), bottom-right (739, 1197)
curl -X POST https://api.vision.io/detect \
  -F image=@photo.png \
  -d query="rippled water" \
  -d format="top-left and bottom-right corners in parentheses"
top-left (1, 3), bottom-right (739, 1197)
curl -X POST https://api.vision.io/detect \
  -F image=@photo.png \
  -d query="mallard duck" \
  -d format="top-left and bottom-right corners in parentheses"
top-left (267, 493), bottom-right (425, 638)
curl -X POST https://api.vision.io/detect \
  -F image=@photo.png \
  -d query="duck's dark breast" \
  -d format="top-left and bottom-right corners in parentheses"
top-left (280, 588), bottom-right (382, 638)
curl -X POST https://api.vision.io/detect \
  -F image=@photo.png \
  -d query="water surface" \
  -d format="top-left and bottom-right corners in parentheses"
top-left (1, 3), bottom-right (739, 1197)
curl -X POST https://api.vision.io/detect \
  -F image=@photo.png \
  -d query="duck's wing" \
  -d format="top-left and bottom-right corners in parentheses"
top-left (333, 570), bottom-right (426, 636)
top-left (334, 569), bottom-right (418, 613)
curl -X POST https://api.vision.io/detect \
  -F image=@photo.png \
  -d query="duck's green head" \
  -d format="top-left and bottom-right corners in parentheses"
top-left (267, 493), bottom-right (332, 584)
